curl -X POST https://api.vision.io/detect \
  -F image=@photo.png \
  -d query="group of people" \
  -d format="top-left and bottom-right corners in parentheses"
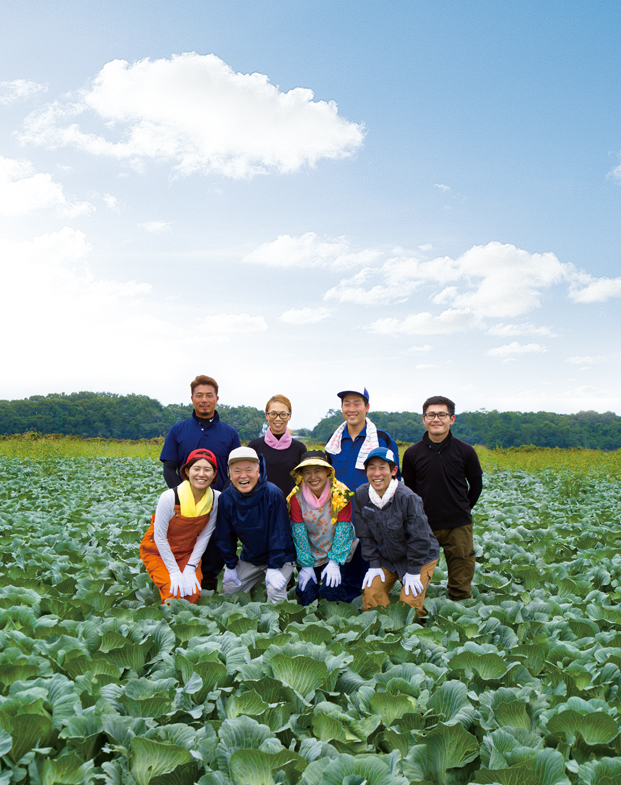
top-left (140, 375), bottom-right (483, 617)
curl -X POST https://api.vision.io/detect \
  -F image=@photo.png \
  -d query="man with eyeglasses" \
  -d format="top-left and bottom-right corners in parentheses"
top-left (402, 396), bottom-right (483, 601)
top-left (160, 374), bottom-right (241, 591)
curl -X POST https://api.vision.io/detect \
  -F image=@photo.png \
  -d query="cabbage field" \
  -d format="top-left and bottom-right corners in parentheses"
top-left (1, 456), bottom-right (621, 784)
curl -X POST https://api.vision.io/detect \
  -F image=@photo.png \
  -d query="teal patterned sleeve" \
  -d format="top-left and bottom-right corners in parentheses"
top-left (291, 520), bottom-right (315, 567)
top-left (327, 519), bottom-right (354, 565)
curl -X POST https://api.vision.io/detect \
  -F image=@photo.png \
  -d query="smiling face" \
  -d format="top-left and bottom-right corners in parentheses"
top-left (266, 400), bottom-right (291, 436)
top-left (187, 458), bottom-right (216, 494)
top-left (301, 465), bottom-right (331, 498)
top-left (191, 383), bottom-right (219, 419)
top-left (422, 403), bottom-right (455, 442)
top-left (229, 460), bottom-right (260, 494)
top-left (365, 457), bottom-right (398, 497)
top-left (341, 394), bottom-right (370, 430)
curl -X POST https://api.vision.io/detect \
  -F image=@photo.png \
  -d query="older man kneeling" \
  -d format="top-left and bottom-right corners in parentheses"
top-left (214, 447), bottom-right (295, 603)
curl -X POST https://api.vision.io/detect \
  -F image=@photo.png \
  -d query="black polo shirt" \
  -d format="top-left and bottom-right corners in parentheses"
top-left (401, 431), bottom-right (482, 531)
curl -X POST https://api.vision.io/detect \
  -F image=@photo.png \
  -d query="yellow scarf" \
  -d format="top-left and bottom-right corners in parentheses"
top-left (177, 480), bottom-right (213, 517)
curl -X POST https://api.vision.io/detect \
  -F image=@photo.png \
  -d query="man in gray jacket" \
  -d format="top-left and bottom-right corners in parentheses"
top-left (352, 447), bottom-right (439, 616)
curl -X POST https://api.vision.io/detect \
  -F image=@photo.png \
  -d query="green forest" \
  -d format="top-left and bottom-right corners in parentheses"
top-left (1, 391), bottom-right (621, 449)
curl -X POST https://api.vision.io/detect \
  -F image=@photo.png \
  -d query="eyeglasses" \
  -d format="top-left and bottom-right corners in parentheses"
top-left (423, 412), bottom-right (451, 420)
top-left (266, 412), bottom-right (291, 420)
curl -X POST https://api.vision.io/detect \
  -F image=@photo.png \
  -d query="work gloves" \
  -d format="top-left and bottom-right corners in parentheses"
top-left (265, 568), bottom-right (287, 592)
top-left (403, 573), bottom-right (424, 596)
top-left (223, 566), bottom-right (241, 586)
top-left (361, 567), bottom-right (385, 590)
top-left (182, 564), bottom-right (201, 596)
top-left (321, 560), bottom-right (341, 588)
top-left (168, 569), bottom-right (185, 598)
top-left (298, 567), bottom-right (317, 592)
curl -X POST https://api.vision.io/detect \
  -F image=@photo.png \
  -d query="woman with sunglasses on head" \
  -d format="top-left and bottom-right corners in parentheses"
top-left (140, 448), bottom-right (219, 604)
top-left (248, 394), bottom-right (307, 497)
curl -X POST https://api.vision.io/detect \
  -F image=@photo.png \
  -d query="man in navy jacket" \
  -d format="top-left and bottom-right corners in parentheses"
top-left (215, 447), bottom-right (295, 603)
top-left (160, 374), bottom-right (240, 590)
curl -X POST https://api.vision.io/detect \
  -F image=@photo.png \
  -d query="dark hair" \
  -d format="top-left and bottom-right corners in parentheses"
top-left (180, 450), bottom-right (218, 482)
top-left (422, 396), bottom-right (455, 416)
top-left (191, 375), bottom-right (219, 395)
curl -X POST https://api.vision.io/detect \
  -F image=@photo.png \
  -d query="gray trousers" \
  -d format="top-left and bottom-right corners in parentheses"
top-left (222, 560), bottom-right (294, 603)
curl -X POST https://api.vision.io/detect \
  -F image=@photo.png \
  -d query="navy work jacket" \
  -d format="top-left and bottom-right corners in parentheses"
top-left (159, 411), bottom-right (241, 491)
top-left (214, 456), bottom-right (296, 570)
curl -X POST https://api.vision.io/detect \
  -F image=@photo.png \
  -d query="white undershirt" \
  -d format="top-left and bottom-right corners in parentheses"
top-left (153, 488), bottom-right (219, 575)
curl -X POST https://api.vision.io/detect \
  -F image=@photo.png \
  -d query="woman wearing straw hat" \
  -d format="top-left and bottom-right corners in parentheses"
top-left (287, 450), bottom-right (360, 605)
top-left (140, 448), bottom-right (219, 604)
top-left (248, 394), bottom-right (307, 497)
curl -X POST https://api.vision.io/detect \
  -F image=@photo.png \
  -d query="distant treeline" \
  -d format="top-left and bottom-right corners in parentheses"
top-left (308, 408), bottom-right (621, 450)
top-left (1, 392), bottom-right (620, 449)
top-left (0, 392), bottom-right (265, 442)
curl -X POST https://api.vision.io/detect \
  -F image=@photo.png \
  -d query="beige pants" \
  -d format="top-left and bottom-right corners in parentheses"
top-left (362, 560), bottom-right (438, 616)
top-left (222, 560), bottom-right (294, 603)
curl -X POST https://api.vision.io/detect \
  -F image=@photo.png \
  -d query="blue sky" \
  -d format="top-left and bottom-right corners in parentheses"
top-left (1, 1), bottom-right (620, 427)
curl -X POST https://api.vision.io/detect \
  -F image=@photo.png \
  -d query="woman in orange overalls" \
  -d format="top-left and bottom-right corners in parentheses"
top-left (140, 448), bottom-right (219, 604)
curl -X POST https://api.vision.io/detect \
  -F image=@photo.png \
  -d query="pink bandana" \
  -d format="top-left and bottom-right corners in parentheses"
top-left (264, 427), bottom-right (293, 451)
top-left (301, 478), bottom-right (332, 509)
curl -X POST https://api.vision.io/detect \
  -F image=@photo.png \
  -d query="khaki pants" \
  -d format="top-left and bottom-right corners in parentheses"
top-left (222, 560), bottom-right (294, 603)
top-left (362, 560), bottom-right (438, 616)
top-left (433, 524), bottom-right (474, 600)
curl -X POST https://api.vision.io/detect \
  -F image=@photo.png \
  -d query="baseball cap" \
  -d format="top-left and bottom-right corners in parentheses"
top-left (363, 447), bottom-right (396, 466)
top-left (228, 446), bottom-right (260, 466)
top-left (337, 387), bottom-right (369, 403)
top-left (180, 448), bottom-right (218, 480)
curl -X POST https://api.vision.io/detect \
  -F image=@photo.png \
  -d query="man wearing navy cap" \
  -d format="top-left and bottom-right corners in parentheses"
top-left (324, 387), bottom-right (401, 491)
top-left (324, 386), bottom-right (401, 591)
top-left (353, 446), bottom-right (439, 615)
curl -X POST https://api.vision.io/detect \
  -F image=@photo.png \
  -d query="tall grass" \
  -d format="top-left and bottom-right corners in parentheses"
top-left (0, 432), bottom-right (163, 459)
top-left (2, 433), bottom-right (620, 476)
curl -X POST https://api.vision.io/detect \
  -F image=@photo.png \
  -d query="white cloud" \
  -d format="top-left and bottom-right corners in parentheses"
top-left (568, 275), bottom-right (621, 303)
top-left (139, 220), bottom-right (171, 233)
top-left (488, 322), bottom-right (556, 337)
top-left (196, 313), bottom-right (267, 336)
top-left (0, 79), bottom-right (46, 105)
top-left (279, 306), bottom-right (331, 324)
top-left (434, 184), bottom-right (451, 192)
top-left (487, 342), bottom-right (548, 357)
top-left (415, 363), bottom-right (437, 370)
top-left (319, 242), bottom-right (568, 317)
top-left (408, 344), bottom-right (433, 352)
top-left (103, 194), bottom-right (119, 210)
top-left (565, 355), bottom-right (606, 366)
top-left (0, 227), bottom-right (272, 389)
top-left (0, 156), bottom-right (92, 217)
top-left (369, 308), bottom-right (481, 335)
top-left (432, 242), bottom-right (566, 318)
top-left (244, 233), bottom-right (379, 269)
top-left (22, 53), bottom-right (364, 179)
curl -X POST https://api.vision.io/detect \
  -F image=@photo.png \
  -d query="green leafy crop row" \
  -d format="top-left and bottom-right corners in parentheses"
top-left (1, 458), bottom-right (621, 784)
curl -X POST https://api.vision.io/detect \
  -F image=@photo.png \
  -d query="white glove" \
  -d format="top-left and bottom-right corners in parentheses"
top-left (168, 569), bottom-right (185, 598)
top-left (223, 566), bottom-right (241, 586)
top-left (265, 568), bottom-right (287, 592)
top-left (403, 573), bottom-right (424, 596)
top-left (182, 564), bottom-right (201, 595)
top-left (298, 567), bottom-right (318, 592)
top-left (321, 560), bottom-right (341, 588)
top-left (361, 567), bottom-right (385, 590)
